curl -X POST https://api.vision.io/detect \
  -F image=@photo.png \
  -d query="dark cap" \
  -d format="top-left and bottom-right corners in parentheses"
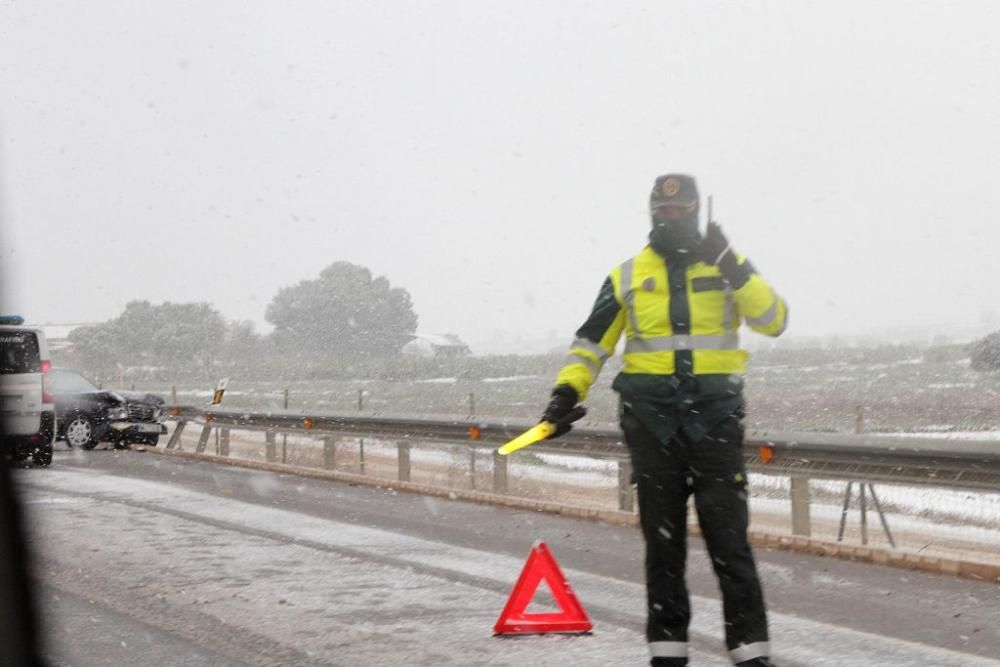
top-left (649, 174), bottom-right (699, 211)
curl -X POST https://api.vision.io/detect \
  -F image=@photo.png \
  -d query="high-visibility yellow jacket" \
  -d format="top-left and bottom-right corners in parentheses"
top-left (556, 245), bottom-right (787, 403)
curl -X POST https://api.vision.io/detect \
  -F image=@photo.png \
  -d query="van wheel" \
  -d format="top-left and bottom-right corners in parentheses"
top-left (33, 447), bottom-right (53, 467)
top-left (65, 415), bottom-right (97, 450)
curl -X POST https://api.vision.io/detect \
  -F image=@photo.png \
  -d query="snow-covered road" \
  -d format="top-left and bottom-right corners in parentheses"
top-left (15, 451), bottom-right (1000, 666)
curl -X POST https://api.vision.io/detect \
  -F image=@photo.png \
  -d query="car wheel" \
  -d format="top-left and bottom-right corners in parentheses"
top-left (65, 415), bottom-right (98, 450)
top-left (33, 446), bottom-right (53, 467)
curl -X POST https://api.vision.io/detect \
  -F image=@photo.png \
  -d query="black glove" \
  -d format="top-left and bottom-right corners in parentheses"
top-left (542, 386), bottom-right (587, 439)
top-left (700, 222), bottom-right (751, 288)
top-left (699, 221), bottom-right (731, 265)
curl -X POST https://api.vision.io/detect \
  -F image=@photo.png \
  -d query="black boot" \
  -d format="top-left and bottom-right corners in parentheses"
top-left (650, 658), bottom-right (686, 667)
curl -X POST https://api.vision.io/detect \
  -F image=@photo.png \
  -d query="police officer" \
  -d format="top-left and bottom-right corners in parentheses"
top-left (541, 174), bottom-right (787, 666)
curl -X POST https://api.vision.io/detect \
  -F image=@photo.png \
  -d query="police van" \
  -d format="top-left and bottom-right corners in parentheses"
top-left (0, 316), bottom-right (55, 466)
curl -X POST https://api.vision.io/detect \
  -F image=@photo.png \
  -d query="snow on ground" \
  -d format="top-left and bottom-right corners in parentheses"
top-left (335, 438), bottom-right (620, 487)
top-left (535, 452), bottom-right (621, 472)
top-left (749, 475), bottom-right (1000, 528)
top-left (482, 375), bottom-right (541, 383)
top-left (881, 430), bottom-right (1000, 441)
top-left (752, 496), bottom-right (1000, 548)
top-left (21, 467), bottom-right (1000, 667)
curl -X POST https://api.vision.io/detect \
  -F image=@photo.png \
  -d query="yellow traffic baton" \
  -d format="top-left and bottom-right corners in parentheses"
top-left (497, 406), bottom-right (587, 456)
top-left (497, 422), bottom-right (556, 456)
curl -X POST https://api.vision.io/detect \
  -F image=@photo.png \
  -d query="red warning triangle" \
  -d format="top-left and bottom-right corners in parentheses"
top-left (493, 540), bottom-right (593, 635)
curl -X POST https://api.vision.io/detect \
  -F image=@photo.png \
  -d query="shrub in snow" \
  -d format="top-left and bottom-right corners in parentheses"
top-left (968, 331), bottom-right (1000, 372)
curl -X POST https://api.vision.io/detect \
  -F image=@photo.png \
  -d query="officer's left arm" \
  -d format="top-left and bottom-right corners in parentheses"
top-left (719, 254), bottom-right (788, 337)
top-left (701, 222), bottom-right (787, 337)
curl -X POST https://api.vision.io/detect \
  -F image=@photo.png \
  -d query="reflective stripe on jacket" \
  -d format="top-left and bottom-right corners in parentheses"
top-left (556, 245), bottom-right (787, 400)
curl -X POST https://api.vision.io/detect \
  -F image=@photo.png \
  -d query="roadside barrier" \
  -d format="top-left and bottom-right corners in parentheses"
top-left (158, 405), bottom-right (1000, 582)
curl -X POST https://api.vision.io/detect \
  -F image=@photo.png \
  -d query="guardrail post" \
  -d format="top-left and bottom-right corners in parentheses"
top-left (469, 447), bottom-right (477, 490)
top-left (493, 451), bottom-right (508, 495)
top-left (265, 431), bottom-right (277, 462)
top-left (220, 428), bottom-right (230, 457)
top-left (398, 442), bottom-right (411, 482)
top-left (617, 460), bottom-right (635, 512)
top-left (195, 424), bottom-right (213, 454)
top-left (323, 437), bottom-right (336, 470)
top-left (281, 389), bottom-right (289, 463)
top-left (867, 484), bottom-right (897, 548)
top-left (166, 420), bottom-right (187, 450)
top-left (859, 482), bottom-right (869, 545)
top-left (790, 476), bottom-right (811, 537)
top-left (359, 438), bottom-right (366, 474)
top-left (837, 481), bottom-right (853, 542)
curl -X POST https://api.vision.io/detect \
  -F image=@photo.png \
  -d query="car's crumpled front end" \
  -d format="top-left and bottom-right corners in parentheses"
top-left (105, 393), bottom-right (167, 445)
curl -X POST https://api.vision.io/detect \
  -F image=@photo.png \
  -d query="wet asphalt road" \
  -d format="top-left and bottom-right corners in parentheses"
top-left (13, 447), bottom-right (1000, 665)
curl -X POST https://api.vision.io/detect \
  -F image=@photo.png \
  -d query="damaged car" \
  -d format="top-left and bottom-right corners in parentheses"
top-left (50, 368), bottom-right (167, 449)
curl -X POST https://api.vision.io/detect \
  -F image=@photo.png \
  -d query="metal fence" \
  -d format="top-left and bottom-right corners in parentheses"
top-left (161, 406), bottom-right (1000, 569)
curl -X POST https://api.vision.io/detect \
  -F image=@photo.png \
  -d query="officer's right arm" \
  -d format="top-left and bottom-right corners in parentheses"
top-left (554, 276), bottom-right (626, 401)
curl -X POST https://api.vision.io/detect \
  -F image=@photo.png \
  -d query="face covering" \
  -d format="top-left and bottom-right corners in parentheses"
top-left (649, 214), bottom-right (701, 259)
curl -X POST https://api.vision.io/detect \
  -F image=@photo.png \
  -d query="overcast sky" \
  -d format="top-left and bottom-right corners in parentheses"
top-left (2, 1), bottom-right (999, 353)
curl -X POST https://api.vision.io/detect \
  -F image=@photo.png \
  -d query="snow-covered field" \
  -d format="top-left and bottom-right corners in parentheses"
top-left (131, 350), bottom-right (1000, 433)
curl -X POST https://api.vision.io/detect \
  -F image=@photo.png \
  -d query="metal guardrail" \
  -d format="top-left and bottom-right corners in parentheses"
top-left (163, 405), bottom-right (1000, 544)
top-left (166, 405), bottom-right (1000, 488)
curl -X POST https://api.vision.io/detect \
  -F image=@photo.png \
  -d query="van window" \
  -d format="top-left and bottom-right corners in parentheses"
top-left (0, 331), bottom-right (41, 374)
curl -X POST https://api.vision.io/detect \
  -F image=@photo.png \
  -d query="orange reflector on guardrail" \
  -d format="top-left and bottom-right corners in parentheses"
top-left (469, 426), bottom-right (481, 440)
top-left (303, 418), bottom-right (315, 430)
top-left (759, 443), bottom-right (775, 464)
top-left (171, 407), bottom-right (181, 417)
top-left (203, 413), bottom-right (215, 423)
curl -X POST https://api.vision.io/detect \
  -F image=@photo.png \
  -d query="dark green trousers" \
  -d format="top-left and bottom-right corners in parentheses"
top-left (622, 410), bottom-right (770, 666)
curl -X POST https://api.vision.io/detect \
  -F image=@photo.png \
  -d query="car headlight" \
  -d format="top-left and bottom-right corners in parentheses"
top-left (106, 406), bottom-right (129, 420)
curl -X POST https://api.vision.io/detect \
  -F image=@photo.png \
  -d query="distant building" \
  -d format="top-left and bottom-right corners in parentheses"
top-left (40, 323), bottom-right (95, 353)
top-left (402, 334), bottom-right (471, 358)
